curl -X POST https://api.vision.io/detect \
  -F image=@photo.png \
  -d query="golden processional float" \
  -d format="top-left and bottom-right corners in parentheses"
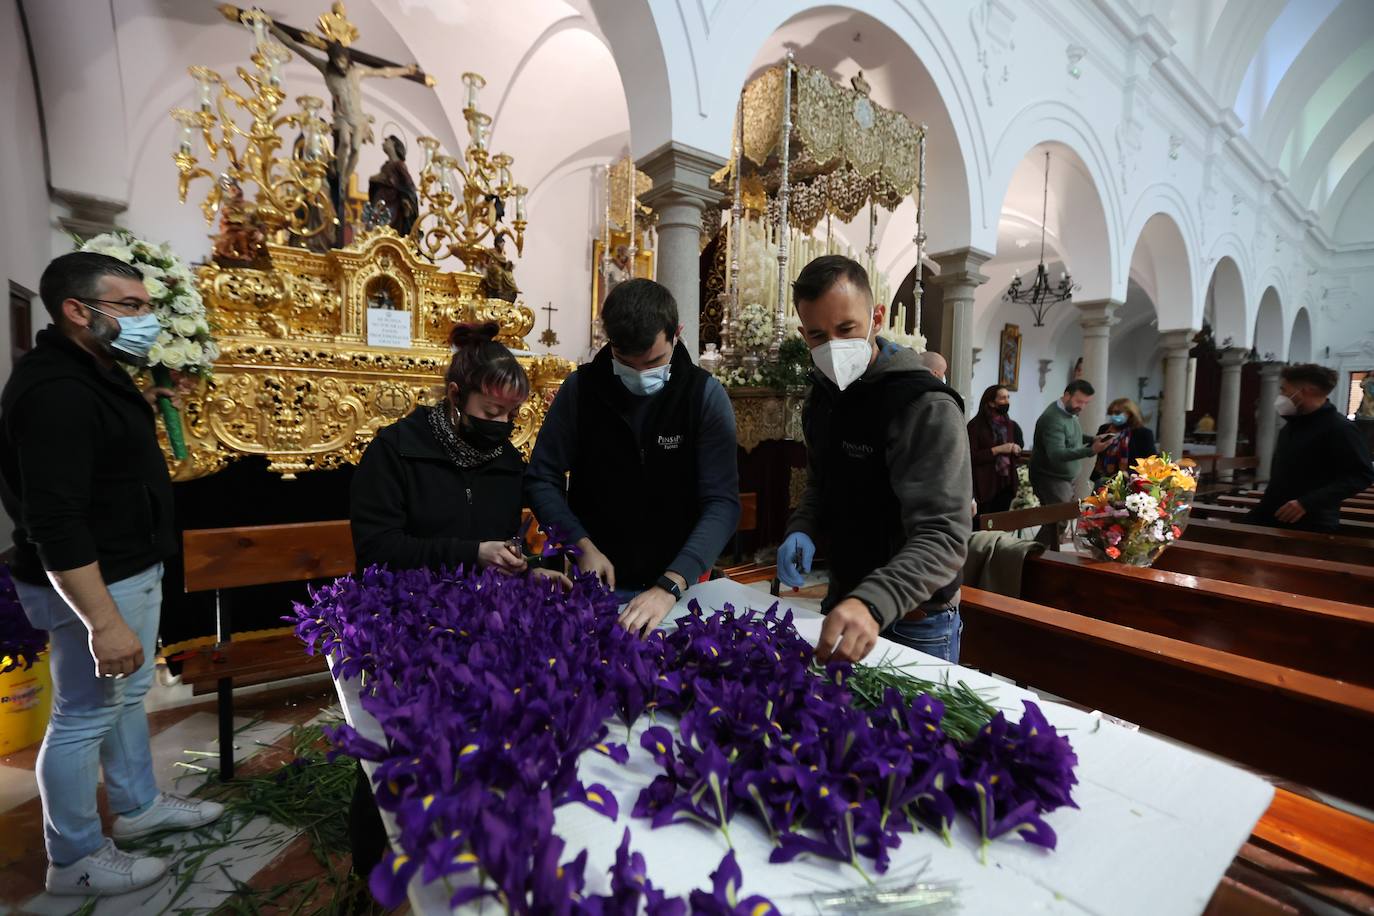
top-left (164, 3), bottom-right (571, 480)
top-left (704, 52), bottom-right (929, 451)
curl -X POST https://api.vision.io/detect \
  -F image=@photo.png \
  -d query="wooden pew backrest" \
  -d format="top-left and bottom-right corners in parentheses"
top-left (1153, 540), bottom-right (1374, 608)
top-left (1020, 552), bottom-right (1374, 687)
top-left (978, 501), bottom-right (1077, 532)
top-left (1184, 518), bottom-right (1374, 565)
top-left (182, 520), bottom-right (356, 593)
top-left (959, 586), bottom-right (1374, 807)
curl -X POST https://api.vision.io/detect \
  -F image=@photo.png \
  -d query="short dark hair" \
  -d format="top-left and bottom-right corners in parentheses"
top-left (1064, 379), bottom-right (1095, 397)
top-left (601, 278), bottom-right (677, 355)
top-left (39, 252), bottom-right (144, 321)
top-left (792, 255), bottom-right (872, 307)
top-left (447, 322), bottom-right (530, 403)
top-left (1281, 363), bottom-right (1337, 394)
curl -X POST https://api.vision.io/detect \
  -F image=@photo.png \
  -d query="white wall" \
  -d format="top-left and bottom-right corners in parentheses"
top-left (0, 0), bottom-right (54, 548)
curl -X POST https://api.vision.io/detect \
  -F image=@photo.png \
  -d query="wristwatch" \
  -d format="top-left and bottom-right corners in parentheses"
top-left (655, 574), bottom-right (683, 601)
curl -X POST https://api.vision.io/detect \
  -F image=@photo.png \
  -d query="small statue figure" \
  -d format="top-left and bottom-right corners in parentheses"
top-left (482, 233), bottom-right (520, 302)
top-left (211, 175), bottom-right (268, 266)
top-left (367, 135), bottom-right (418, 235)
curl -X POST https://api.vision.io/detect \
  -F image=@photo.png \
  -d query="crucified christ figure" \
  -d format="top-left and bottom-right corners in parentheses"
top-left (255, 5), bottom-right (427, 245)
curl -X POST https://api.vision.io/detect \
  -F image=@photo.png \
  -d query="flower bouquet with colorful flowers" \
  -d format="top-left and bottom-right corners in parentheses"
top-left (0, 564), bottom-right (46, 674)
top-left (78, 231), bottom-right (219, 460)
top-left (1077, 454), bottom-right (1197, 566)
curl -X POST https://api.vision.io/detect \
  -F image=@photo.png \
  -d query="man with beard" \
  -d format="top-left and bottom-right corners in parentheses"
top-left (0, 252), bottom-right (222, 896)
top-left (1029, 379), bottom-right (1112, 546)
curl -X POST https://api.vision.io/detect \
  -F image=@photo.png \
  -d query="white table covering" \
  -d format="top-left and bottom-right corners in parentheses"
top-left (331, 578), bottom-right (1273, 916)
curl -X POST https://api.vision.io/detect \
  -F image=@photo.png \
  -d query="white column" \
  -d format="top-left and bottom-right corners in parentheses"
top-left (1215, 347), bottom-right (1249, 481)
top-left (931, 248), bottom-right (991, 410)
top-left (637, 142), bottom-right (725, 359)
top-left (1158, 329), bottom-right (1196, 459)
top-left (1075, 299), bottom-right (1122, 434)
top-left (1255, 361), bottom-right (1284, 483)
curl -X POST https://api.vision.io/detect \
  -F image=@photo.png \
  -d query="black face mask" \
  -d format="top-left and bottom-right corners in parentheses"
top-left (993, 403), bottom-right (1010, 415)
top-left (459, 411), bottom-right (514, 450)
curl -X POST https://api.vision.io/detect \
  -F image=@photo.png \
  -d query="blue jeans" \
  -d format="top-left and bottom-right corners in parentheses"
top-left (884, 606), bottom-right (963, 663)
top-left (15, 564), bottom-right (163, 865)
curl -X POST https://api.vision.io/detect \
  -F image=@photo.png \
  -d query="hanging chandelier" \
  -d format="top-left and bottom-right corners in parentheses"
top-left (1004, 150), bottom-right (1077, 326)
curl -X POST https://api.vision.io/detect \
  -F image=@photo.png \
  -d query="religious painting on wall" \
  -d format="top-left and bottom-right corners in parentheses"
top-left (589, 230), bottom-right (655, 336)
top-left (999, 323), bottom-right (1022, 391)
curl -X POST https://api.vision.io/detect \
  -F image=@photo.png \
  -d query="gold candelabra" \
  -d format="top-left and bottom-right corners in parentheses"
top-left (410, 73), bottom-right (527, 271)
top-left (170, 9), bottom-right (336, 241)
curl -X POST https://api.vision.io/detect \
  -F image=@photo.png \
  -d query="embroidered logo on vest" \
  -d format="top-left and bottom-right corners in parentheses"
top-left (841, 440), bottom-right (874, 460)
top-left (657, 433), bottom-right (684, 450)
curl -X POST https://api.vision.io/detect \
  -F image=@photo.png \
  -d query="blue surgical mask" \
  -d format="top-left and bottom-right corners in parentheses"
top-left (85, 303), bottom-right (162, 362)
top-left (1109, 413), bottom-right (1127, 427)
top-left (612, 358), bottom-right (671, 396)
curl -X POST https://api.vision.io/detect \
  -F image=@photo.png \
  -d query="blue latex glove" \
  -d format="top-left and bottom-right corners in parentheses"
top-left (777, 531), bottom-right (815, 589)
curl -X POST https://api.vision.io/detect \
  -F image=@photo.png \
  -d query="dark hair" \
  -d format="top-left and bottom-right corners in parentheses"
top-left (39, 251), bottom-right (144, 321)
top-left (1281, 363), bottom-right (1337, 394)
top-left (446, 322), bottom-right (530, 404)
top-left (601, 278), bottom-right (677, 355)
top-left (385, 134), bottom-right (406, 161)
top-left (792, 255), bottom-right (873, 307)
top-left (1064, 379), bottom-right (1095, 397)
top-left (977, 384), bottom-right (1007, 420)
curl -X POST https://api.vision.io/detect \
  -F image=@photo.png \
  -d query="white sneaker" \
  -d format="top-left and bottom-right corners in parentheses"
top-left (111, 792), bottom-right (225, 842)
top-left (46, 838), bottom-right (167, 896)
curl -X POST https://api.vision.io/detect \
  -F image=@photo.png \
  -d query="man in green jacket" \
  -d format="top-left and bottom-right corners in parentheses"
top-left (1029, 379), bottom-right (1111, 546)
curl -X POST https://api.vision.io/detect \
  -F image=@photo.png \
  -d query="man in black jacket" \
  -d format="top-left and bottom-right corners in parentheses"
top-left (0, 252), bottom-right (221, 896)
top-left (527, 279), bottom-right (740, 636)
top-left (777, 256), bottom-right (971, 664)
top-left (1249, 363), bottom-right (1374, 533)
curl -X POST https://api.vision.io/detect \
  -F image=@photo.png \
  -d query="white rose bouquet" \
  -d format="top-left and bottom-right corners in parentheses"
top-left (77, 231), bottom-right (219, 459)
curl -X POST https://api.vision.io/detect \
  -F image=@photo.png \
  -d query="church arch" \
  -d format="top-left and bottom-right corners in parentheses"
top-left (1253, 286), bottom-right (1285, 361)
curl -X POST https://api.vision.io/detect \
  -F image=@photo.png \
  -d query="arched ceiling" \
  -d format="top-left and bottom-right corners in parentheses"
top-left (1140, 0), bottom-right (1374, 245)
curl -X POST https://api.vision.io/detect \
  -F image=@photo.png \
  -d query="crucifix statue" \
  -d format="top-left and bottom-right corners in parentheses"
top-left (221, 3), bottom-right (435, 246)
top-left (539, 301), bottom-right (560, 350)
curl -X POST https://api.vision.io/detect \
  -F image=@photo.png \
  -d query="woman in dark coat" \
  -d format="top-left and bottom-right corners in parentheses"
top-left (346, 321), bottom-right (567, 896)
top-left (1092, 397), bottom-right (1158, 484)
top-left (967, 384), bottom-right (1024, 518)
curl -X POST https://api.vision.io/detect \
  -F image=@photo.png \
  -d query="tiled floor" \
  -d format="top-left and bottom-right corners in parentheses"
top-left (0, 673), bottom-right (393, 915)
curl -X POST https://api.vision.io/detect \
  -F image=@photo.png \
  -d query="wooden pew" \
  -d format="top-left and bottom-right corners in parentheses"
top-left (958, 586), bottom-right (1374, 807)
top-left (181, 520), bottom-right (356, 779)
top-left (1239, 489), bottom-right (1374, 509)
top-left (1152, 540), bottom-right (1374, 608)
top-left (1184, 517), bottom-right (1374, 566)
top-left (1191, 501), bottom-right (1374, 537)
top-left (1216, 493), bottom-right (1374, 522)
top-left (1018, 552), bottom-right (1374, 687)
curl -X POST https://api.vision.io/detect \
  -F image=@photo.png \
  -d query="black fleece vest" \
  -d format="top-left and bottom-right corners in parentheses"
top-left (570, 343), bottom-right (707, 589)
top-left (804, 368), bottom-right (964, 611)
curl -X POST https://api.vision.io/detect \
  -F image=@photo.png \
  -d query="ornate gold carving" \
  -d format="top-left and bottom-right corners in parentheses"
top-left (166, 231), bottom-right (571, 480)
top-left (728, 388), bottom-right (806, 454)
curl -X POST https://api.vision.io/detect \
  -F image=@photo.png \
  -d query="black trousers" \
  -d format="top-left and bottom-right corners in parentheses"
top-left (349, 762), bottom-right (388, 882)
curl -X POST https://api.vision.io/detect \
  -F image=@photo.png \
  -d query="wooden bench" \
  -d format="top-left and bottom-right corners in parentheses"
top-left (1238, 488), bottom-right (1374, 508)
top-left (959, 586), bottom-right (1374, 808)
top-left (977, 502), bottom-right (1077, 534)
top-left (1191, 501), bottom-right (1374, 537)
top-left (1019, 552), bottom-right (1374, 687)
top-left (1183, 517), bottom-right (1374, 566)
top-left (1216, 493), bottom-right (1374, 522)
top-left (1151, 540), bottom-right (1374, 608)
top-left (181, 520), bottom-right (356, 779)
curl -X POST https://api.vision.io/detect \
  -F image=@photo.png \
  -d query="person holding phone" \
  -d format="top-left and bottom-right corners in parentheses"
top-left (1029, 379), bottom-right (1112, 546)
top-left (1092, 397), bottom-right (1157, 485)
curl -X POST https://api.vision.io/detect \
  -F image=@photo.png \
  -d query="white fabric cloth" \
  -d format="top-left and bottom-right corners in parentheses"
top-left (332, 578), bottom-right (1272, 915)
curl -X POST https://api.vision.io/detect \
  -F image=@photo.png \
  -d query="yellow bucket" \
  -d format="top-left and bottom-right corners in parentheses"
top-left (0, 651), bottom-right (52, 755)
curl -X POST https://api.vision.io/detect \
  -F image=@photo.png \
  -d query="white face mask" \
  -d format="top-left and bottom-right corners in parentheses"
top-left (810, 315), bottom-right (875, 392)
top-left (1274, 394), bottom-right (1297, 418)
